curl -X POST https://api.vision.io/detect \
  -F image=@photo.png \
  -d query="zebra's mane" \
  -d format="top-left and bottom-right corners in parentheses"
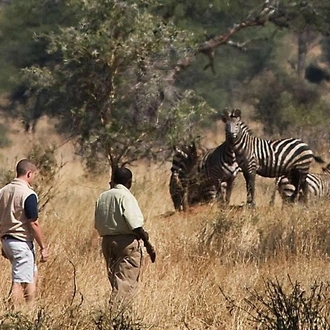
top-left (240, 121), bottom-right (253, 135)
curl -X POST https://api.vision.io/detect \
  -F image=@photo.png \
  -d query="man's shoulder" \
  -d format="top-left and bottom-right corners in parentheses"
top-left (98, 186), bottom-right (128, 199)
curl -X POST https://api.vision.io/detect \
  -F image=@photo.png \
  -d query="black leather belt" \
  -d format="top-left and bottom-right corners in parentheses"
top-left (1, 234), bottom-right (16, 240)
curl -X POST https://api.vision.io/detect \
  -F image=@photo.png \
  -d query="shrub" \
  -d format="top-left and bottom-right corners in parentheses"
top-left (221, 277), bottom-right (330, 330)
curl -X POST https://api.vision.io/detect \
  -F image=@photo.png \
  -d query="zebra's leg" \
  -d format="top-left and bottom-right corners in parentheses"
top-left (187, 183), bottom-right (201, 206)
top-left (288, 170), bottom-right (301, 203)
top-left (201, 183), bottom-right (218, 204)
top-left (216, 182), bottom-right (226, 204)
top-left (298, 173), bottom-right (309, 204)
top-left (182, 188), bottom-right (189, 211)
top-left (171, 191), bottom-right (182, 211)
top-left (225, 179), bottom-right (234, 204)
top-left (243, 171), bottom-right (256, 206)
top-left (176, 193), bottom-right (184, 211)
top-left (269, 178), bottom-right (278, 206)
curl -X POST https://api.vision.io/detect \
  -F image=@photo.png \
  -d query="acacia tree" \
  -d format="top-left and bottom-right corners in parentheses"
top-left (23, 0), bottom-right (214, 175)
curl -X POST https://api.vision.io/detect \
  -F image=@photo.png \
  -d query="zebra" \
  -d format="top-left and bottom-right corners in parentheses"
top-left (169, 141), bottom-right (241, 211)
top-left (169, 142), bottom-right (200, 211)
top-left (271, 163), bottom-right (330, 204)
top-left (222, 108), bottom-right (324, 206)
top-left (197, 142), bottom-right (241, 204)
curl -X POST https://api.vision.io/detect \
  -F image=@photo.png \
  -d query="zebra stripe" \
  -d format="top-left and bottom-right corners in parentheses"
top-left (169, 142), bottom-right (199, 211)
top-left (273, 164), bottom-right (330, 203)
top-left (169, 171), bottom-right (186, 211)
top-left (222, 108), bottom-right (324, 205)
top-left (198, 142), bottom-right (240, 204)
top-left (169, 141), bottom-right (240, 210)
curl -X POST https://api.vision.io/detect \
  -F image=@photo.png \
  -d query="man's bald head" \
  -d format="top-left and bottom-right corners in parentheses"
top-left (113, 167), bottom-right (133, 186)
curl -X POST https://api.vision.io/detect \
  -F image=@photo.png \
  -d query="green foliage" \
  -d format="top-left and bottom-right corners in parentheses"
top-left (245, 70), bottom-right (330, 138)
top-left (321, 36), bottom-right (330, 64)
top-left (0, 166), bottom-right (14, 187)
top-left (0, 143), bottom-right (65, 211)
top-left (1, 0), bottom-right (330, 168)
top-left (158, 90), bottom-right (216, 146)
top-left (157, 1), bottom-right (281, 114)
top-left (272, 1), bottom-right (330, 33)
top-left (27, 143), bottom-right (65, 212)
top-left (0, 0), bottom-right (76, 93)
top-left (0, 122), bottom-right (10, 148)
top-left (156, 0), bottom-right (266, 31)
top-left (22, 0), bottom-right (213, 172)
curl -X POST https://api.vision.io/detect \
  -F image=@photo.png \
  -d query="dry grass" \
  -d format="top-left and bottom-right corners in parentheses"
top-left (1, 123), bottom-right (330, 329)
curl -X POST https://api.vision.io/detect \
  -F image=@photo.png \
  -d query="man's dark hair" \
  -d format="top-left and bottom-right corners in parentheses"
top-left (113, 167), bottom-right (132, 185)
top-left (16, 159), bottom-right (36, 177)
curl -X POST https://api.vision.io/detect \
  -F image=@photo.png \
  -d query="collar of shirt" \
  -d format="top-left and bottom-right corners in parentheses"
top-left (113, 184), bottom-right (130, 192)
top-left (12, 178), bottom-right (34, 190)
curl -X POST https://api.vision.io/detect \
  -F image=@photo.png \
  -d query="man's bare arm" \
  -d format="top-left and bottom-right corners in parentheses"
top-left (28, 219), bottom-right (49, 262)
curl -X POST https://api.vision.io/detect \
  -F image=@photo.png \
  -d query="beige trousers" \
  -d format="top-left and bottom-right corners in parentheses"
top-left (102, 235), bottom-right (142, 307)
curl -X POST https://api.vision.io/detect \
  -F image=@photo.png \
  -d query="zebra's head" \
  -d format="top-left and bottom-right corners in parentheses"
top-left (222, 108), bottom-right (242, 141)
top-left (276, 176), bottom-right (295, 200)
top-left (171, 142), bottom-right (198, 178)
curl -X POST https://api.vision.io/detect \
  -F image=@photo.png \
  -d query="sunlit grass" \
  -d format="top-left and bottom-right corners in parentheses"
top-left (1, 125), bottom-right (330, 329)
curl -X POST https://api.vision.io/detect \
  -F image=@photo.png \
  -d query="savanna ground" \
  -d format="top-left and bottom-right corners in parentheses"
top-left (1, 117), bottom-right (330, 329)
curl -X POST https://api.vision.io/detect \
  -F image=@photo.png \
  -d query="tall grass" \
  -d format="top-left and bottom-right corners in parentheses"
top-left (1, 129), bottom-right (330, 328)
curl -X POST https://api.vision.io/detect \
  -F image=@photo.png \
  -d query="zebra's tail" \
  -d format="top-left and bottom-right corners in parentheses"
top-left (313, 155), bottom-right (325, 163)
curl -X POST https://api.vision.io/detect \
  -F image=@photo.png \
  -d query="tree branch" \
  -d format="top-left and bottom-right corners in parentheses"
top-left (166, 0), bottom-right (277, 82)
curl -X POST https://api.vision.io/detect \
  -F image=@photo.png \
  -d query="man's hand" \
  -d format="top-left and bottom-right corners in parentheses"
top-left (40, 247), bottom-right (49, 262)
top-left (1, 247), bottom-right (8, 259)
top-left (146, 244), bottom-right (156, 263)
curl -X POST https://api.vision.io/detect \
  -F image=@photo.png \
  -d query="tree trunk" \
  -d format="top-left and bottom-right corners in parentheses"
top-left (297, 31), bottom-right (307, 78)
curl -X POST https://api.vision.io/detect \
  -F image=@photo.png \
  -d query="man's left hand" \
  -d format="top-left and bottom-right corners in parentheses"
top-left (146, 244), bottom-right (156, 263)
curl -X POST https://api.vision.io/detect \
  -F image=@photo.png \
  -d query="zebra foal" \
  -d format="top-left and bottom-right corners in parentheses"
top-left (169, 142), bottom-right (200, 211)
top-left (222, 108), bottom-right (324, 206)
top-left (169, 141), bottom-right (240, 211)
top-left (272, 163), bottom-right (330, 204)
top-left (198, 142), bottom-right (240, 204)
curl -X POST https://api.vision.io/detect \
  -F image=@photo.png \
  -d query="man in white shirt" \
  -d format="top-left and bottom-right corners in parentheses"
top-left (95, 167), bottom-right (156, 307)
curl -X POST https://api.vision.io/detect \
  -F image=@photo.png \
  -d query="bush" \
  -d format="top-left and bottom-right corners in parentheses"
top-left (220, 277), bottom-right (330, 330)
top-left (27, 143), bottom-right (65, 212)
top-left (244, 70), bottom-right (330, 144)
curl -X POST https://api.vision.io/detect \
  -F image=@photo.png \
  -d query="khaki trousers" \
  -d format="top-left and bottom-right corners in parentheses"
top-left (102, 235), bottom-right (142, 307)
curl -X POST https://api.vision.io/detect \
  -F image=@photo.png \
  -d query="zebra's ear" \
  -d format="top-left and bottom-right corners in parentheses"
top-left (233, 108), bottom-right (241, 118)
top-left (190, 141), bottom-right (197, 155)
top-left (221, 109), bottom-right (230, 122)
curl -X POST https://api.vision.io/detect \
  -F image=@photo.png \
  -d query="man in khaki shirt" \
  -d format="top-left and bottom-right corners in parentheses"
top-left (95, 167), bottom-right (156, 307)
top-left (0, 159), bottom-right (49, 309)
